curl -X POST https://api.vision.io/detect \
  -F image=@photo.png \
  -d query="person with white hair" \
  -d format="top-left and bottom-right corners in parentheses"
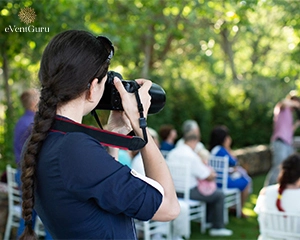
top-left (176, 119), bottom-right (211, 162)
top-left (168, 127), bottom-right (233, 237)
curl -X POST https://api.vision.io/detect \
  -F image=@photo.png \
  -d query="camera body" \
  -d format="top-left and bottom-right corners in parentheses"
top-left (95, 71), bottom-right (166, 114)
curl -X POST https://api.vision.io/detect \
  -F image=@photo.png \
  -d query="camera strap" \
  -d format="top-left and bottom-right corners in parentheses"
top-left (51, 83), bottom-right (149, 150)
top-left (89, 86), bottom-right (148, 149)
top-left (51, 117), bottom-right (147, 150)
top-left (134, 90), bottom-right (148, 144)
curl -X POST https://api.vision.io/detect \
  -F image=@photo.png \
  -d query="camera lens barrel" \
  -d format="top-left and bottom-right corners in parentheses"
top-left (95, 71), bottom-right (166, 114)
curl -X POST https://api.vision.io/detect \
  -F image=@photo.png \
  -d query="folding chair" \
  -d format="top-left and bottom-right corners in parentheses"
top-left (4, 165), bottom-right (22, 240)
top-left (257, 209), bottom-right (300, 239)
top-left (167, 161), bottom-right (207, 236)
top-left (209, 155), bottom-right (241, 224)
top-left (4, 165), bottom-right (46, 240)
top-left (134, 219), bottom-right (171, 240)
top-left (34, 216), bottom-right (46, 237)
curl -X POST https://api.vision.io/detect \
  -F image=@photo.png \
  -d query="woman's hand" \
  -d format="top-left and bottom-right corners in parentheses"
top-left (113, 77), bottom-right (152, 135)
top-left (106, 110), bottom-right (132, 135)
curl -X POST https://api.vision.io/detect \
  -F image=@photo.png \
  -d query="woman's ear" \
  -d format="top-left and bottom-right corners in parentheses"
top-left (86, 78), bottom-right (99, 101)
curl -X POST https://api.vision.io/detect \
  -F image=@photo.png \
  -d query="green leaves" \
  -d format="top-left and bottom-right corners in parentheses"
top-left (1, 0), bottom-right (300, 168)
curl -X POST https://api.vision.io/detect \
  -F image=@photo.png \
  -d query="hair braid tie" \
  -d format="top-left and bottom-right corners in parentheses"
top-left (276, 186), bottom-right (285, 212)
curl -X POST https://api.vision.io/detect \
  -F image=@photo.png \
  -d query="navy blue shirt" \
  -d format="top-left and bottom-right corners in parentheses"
top-left (35, 128), bottom-right (162, 239)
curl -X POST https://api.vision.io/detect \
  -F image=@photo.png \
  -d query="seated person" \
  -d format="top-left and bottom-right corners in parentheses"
top-left (176, 119), bottom-right (211, 162)
top-left (255, 153), bottom-right (300, 212)
top-left (158, 124), bottom-right (177, 157)
top-left (131, 128), bottom-right (159, 175)
top-left (254, 153), bottom-right (300, 237)
top-left (209, 125), bottom-right (251, 217)
top-left (167, 130), bottom-right (233, 237)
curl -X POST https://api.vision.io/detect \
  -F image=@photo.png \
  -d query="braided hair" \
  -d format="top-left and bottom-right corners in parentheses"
top-left (276, 153), bottom-right (300, 212)
top-left (20, 30), bottom-right (114, 240)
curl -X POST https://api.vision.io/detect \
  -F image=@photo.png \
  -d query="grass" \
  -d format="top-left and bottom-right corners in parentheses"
top-left (190, 174), bottom-right (266, 240)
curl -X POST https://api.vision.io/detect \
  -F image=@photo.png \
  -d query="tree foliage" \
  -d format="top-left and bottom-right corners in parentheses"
top-left (1, 0), bottom-right (300, 169)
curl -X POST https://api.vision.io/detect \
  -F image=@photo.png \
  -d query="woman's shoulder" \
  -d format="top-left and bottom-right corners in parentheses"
top-left (211, 145), bottom-right (227, 156)
top-left (260, 184), bottom-right (279, 196)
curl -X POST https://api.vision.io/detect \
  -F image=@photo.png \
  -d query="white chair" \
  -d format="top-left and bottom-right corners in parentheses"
top-left (209, 155), bottom-right (241, 224)
top-left (34, 216), bottom-right (46, 237)
top-left (134, 219), bottom-right (171, 240)
top-left (4, 164), bottom-right (46, 240)
top-left (257, 209), bottom-right (300, 240)
top-left (167, 161), bottom-right (207, 236)
top-left (4, 164), bottom-right (22, 240)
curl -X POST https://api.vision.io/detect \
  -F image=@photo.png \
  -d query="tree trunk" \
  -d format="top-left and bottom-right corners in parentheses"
top-left (1, 49), bottom-right (13, 119)
top-left (220, 28), bottom-right (238, 83)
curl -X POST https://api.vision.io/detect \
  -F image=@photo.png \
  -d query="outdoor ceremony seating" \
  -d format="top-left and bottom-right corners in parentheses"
top-left (209, 155), bottom-right (241, 224)
top-left (4, 165), bottom-right (45, 240)
top-left (167, 161), bottom-right (207, 236)
top-left (257, 209), bottom-right (300, 239)
top-left (135, 220), bottom-right (171, 240)
top-left (4, 164), bottom-right (22, 240)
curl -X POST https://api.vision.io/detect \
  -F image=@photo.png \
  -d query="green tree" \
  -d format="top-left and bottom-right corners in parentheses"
top-left (1, 0), bottom-right (300, 172)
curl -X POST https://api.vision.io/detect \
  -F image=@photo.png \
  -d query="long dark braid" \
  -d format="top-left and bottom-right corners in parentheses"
top-left (276, 153), bottom-right (300, 212)
top-left (20, 88), bottom-right (57, 239)
top-left (20, 30), bottom-right (113, 239)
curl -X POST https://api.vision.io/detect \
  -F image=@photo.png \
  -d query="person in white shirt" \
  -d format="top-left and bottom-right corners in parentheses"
top-left (255, 153), bottom-right (300, 239)
top-left (168, 131), bottom-right (233, 237)
top-left (255, 153), bottom-right (300, 213)
top-left (176, 119), bottom-right (211, 162)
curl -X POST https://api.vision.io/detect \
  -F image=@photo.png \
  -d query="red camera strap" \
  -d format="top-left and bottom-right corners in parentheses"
top-left (51, 117), bottom-right (147, 150)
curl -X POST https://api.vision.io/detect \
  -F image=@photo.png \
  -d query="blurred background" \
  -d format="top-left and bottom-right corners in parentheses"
top-left (1, 0), bottom-right (300, 171)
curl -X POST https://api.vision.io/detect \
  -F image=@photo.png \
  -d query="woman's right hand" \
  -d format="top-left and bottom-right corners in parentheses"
top-left (113, 77), bottom-right (152, 135)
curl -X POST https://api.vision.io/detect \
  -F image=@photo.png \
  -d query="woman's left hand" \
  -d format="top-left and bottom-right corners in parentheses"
top-left (106, 110), bottom-right (133, 135)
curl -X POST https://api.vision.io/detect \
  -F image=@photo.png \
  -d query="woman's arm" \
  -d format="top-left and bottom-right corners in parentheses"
top-left (111, 77), bottom-right (180, 221)
top-left (140, 130), bottom-right (180, 221)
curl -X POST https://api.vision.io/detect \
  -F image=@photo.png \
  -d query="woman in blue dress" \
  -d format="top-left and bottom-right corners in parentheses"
top-left (209, 125), bottom-right (251, 217)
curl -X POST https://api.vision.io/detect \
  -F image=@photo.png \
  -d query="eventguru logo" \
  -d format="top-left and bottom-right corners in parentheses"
top-left (4, 7), bottom-right (49, 33)
top-left (18, 7), bottom-right (36, 25)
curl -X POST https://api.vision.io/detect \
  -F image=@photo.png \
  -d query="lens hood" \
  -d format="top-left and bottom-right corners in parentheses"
top-left (147, 83), bottom-right (166, 114)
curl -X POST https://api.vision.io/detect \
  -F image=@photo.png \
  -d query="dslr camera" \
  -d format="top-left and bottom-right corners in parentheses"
top-left (95, 71), bottom-right (166, 114)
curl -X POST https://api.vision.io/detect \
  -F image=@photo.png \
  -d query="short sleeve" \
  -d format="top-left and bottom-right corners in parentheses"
top-left (59, 132), bottom-right (163, 221)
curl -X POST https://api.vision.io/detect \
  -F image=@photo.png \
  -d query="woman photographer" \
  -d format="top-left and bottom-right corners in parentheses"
top-left (20, 30), bottom-right (179, 239)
